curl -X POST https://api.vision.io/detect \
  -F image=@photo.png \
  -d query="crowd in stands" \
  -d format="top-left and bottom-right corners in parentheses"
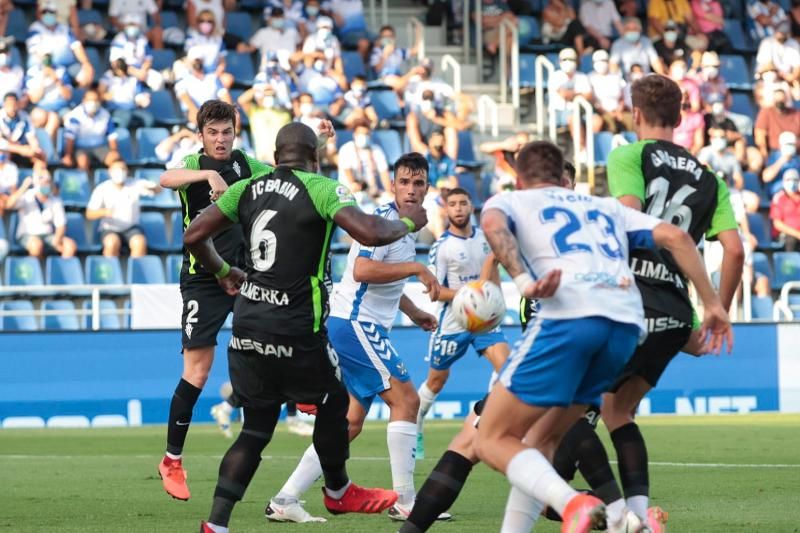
top-left (0, 0), bottom-right (799, 327)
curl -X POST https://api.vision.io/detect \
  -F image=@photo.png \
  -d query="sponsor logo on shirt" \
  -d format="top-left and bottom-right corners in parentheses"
top-left (574, 271), bottom-right (633, 289)
top-left (645, 316), bottom-right (688, 333)
top-left (630, 258), bottom-right (686, 289)
top-left (229, 336), bottom-right (294, 357)
top-left (239, 280), bottom-right (290, 305)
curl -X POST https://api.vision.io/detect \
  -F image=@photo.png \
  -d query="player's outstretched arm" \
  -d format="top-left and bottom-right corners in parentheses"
top-left (160, 167), bottom-right (230, 200)
top-left (479, 252), bottom-right (501, 286)
top-left (652, 222), bottom-right (733, 354)
top-left (400, 294), bottom-right (438, 331)
top-left (333, 204), bottom-right (428, 247)
top-left (715, 228), bottom-right (745, 312)
top-left (183, 204), bottom-right (246, 295)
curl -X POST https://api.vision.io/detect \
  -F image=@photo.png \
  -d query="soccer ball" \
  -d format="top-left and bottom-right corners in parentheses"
top-left (452, 280), bottom-right (506, 333)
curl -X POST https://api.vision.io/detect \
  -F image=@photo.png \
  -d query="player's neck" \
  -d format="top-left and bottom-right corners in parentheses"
top-left (637, 124), bottom-right (674, 143)
top-left (448, 223), bottom-right (472, 238)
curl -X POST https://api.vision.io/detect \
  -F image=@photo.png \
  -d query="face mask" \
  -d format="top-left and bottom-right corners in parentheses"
top-left (306, 6), bottom-right (320, 16)
top-left (354, 134), bottom-right (370, 148)
top-left (594, 61), bottom-right (609, 74)
top-left (671, 67), bottom-right (686, 80)
top-left (561, 60), bottom-right (576, 74)
top-left (263, 95), bottom-right (275, 108)
top-left (42, 13), bottom-right (57, 26)
top-left (300, 102), bottom-right (314, 115)
top-left (271, 18), bottom-right (285, 30)
top-left (420, 100), bottom-right (433, 112)
top-left (781, 144), bottom-right (796, 157)
top-left (38, 185), bottom-right (52, 196)
top-left (110, 169), bottom-right (127, 184)
top-left (125, 25), bottom-right (140, 39)
top-left (313, 59), bottom-right (326, 72)
top-left (193, 59), bottom-right (204, 72)
top-left (84, 101), bottom-right (100, 115)
top-left (711, 102), bottom-right (725, 116)
top-left (624, 31), bottom-right (640, 43)
top-left (352, 86), bottom-right (365, 97)
top-left (711, 137), bottom-right (727, 151)
top-left (199, 22), bottom-right (214, 35)
top-left (703, 66), bottom-right (719, 79)
top-left (381, 37), bottom-right (394, 47)
top-left (763, 71), bottom-right (778, 83)
top-left (631, 72), bottom-right (644, 81)
top-left (664, 30), bottom-right (678, 43)
top-left (318, 27), bottom-right (332, 39)
top-left (785, 180), bottom-right (800, 193)
top-left (776, 100), bottom-right (789, 111)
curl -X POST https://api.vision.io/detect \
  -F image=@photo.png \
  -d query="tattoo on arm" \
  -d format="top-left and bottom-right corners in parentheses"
top-left (483, 212), bottom-right (525, 278)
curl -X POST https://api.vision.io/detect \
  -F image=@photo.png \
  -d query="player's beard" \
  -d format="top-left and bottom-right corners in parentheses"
top-left (448, 215), bottom-right (470, 230)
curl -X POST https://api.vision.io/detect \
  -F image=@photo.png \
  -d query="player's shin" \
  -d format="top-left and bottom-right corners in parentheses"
top-left (315, 386), bottom-right (352, 495)
top-left (501, 486), bottom-right (544, 533)
top-left (166, 378), bottom-right (202, 456)
top-left (506, 448), bottom-right (578, 516)
top-left (610, 423), bottom-right (649, 521)
top-left (388, 421), bottom-right (418, 507)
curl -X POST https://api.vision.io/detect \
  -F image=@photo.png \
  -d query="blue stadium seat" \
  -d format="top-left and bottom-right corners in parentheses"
top-left (93, 168), bottom-right (110, 186)
top-left (331, 253), bottom-right (347, 282)
top-left (370, 90), bottom-right (403, 123)
top-left (127, 255), bottom-right (167, 284)
top-left (5, 9), bottom-right (27, 42)
top-left (743, 170), bottom-right (770, 208)
top-left (342, 51), bottom-right (367, 82)
top-left (166, 254), bottom-right (183, 283)
top-left (751, 295), bottom-right (774, 320)
top-left (134, 168), bottom-right (162, 183)
top-left (150, 90), bottom-right (185, 127)
top-left (456, 130), bottom-right (482, 168)
top-left (335, 129), bottom-right (354, 150)
top-left (150, 48), bottom-right (176, 71)
top-left (170, 211), bottom-right (184, 252)
top-left (372, 129), bottom-right (403, 168)
top-left (114, 128), bottom-right (134, 162)
top-left (719, 55), bottom-right (752, 90)
top-left (519, 53), bottom-right (536, 88)
top-left (753, 251), bottom-right (773, 288)
top-left (579, 53), bottom-right (593, 74)
top-left (593, 131), bottom-right (614, 166)
top-left (1, 301), bottom-right (38, 331)
top-left (730, 92), bottom-right (755, 119)
top-left (35, 128), bottom-right (59, 164)
top-left (42, 299), bottom-right (81, 331)
top-left (456, 171), bottom-right (479, 202)
top-left (773, 251), bottom-right (800, 289)
top-left (54, 169), bottom-right (91, 209)
top-left (226, 52), bottom-right (256, 86)
top-left (159, 10), bottom-right (179, 29)
top-left (226, 11), bottom-right (253, 42)
top-left (6, 213), bottom-right (23, 254)
top-left (4, 256), bottom-right (44, 287)
top-left (724, 19), bottom-right (754, 52)
top-left (747, 213), bottom-right (781, 251)
top-left (83, 46), bottom-right (108, 83)
top-left (139, 212), bottom-right (172, 253)
top-left (85, 255), bottom-right (124, 289)
top-left (82, 299), bottom-right (122, 329)
top-left (69, 87), bottom-right (87, 108)
top-left (77, 8), bottom-right (103, 27)
top-left (135, 127), bottom-right (169, 165)
top-left (45, 256), bottom-right (89, 296)
top-left (518, 16), bottom-right (540, 48)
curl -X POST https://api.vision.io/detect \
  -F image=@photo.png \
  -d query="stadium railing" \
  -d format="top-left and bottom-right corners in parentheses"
top-left (571, 95), bottom-right (596, 191)
top-left (499, 17), bottom-right (520, 111)
top-left (407, 17), bottom-right (425, 60)
top-left (774, 281), bottom-right (800, 321)
top-left (477, 94), bottom-right (499, 138)
top-left (535, 54), bottom-right (557, 142)
top-left (441, 54), bottom-right (462, 95)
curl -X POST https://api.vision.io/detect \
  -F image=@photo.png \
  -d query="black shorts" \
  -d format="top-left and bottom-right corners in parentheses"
top-left (99, 225), bottom-right (144, 245)
top-left (610, 306), bottom-right (692, 391)
top-left (180, 273), bottom-right (235, 350)
top-left (227, 330), bottom-right (346, 409)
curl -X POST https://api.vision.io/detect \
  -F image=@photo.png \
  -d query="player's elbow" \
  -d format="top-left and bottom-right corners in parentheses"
top-left (654, 223), bottom-right (693, 252)
top-left (182, 226), bottom-right (204, 249)
top-left (159, 173), bottom-right (176, 189)
top-left (723, 236), bottom-right (746, 267)
top-left (352, 260), bottom-right (369, 283)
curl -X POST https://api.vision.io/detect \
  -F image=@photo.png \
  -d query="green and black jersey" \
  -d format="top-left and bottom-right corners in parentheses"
top-left (608, 139), bottom-right (738, 321)
top-left (216, 166), bottom-right (357, 337)
top-left (175, 149), bottom-right (274, 276)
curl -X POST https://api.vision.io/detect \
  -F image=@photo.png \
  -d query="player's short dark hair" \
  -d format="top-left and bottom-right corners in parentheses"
top-left (394, 152), bottom-right (429, 179)
top-left (275, 122), bottom-right (317, 163)
top-left (563, 160), bottom-right (576, 184)
top-left (515, 141), bottom-right (563, 185)
top-left (631, 74), bottom-right (682, 128)
top-left (445, 187), bottom-right (471, 201)
top-left (197, 99), bottom-right (237, 132)
top-left (3, 92), bottom-right (17, 102)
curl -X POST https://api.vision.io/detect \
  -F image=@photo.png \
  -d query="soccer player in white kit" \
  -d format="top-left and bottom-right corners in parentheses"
top-left (475, 141), bottom-right (733, 532)
top-left (415, 187), bottom-right (510, 460)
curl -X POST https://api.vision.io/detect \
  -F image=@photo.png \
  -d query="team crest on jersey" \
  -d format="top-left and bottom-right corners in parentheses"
top-left (232, 160), bottom-right (242, 177)
top-left (184, 323), bottom-right (193, 339)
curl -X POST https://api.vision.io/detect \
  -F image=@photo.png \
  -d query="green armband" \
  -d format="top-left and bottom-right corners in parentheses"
top-left (214, 261), bottom-right (231, 279)
top-left (691, 306), bottom-right (700, 330)
top-left (400, 217), bottom-right (416, 232)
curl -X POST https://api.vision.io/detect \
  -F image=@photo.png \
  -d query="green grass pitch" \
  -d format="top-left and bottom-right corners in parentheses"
top-left (2, 414), bottom-right (799, 532)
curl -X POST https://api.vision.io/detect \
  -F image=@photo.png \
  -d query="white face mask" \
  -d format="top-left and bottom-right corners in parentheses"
top-left (561, 60), bottom-right (576, 74)
top-left (354, 134), bottom-right (369, 148)
top-left (299, 102), bottom-right (314, 116)
top-left (781, 144), bottom-right (797, 158)
top-left (594, 61), bottom-right (608, 74)
top-left (262, 95), bottom-right (275, 108)
top-left (110, 168), bottom-right (127, 184)
top-left (703, 66), bottom-right (719, 79)
top-left (711, 137), bottom-right (727, 152)
top-left (84, 101), bottom-right (100, 115)
top-left (318, 27), bottom-right (332, 40)
top-left (671, 67), bottom-right (686, 81)
top-left (711, 102), bottom-right (725, 116)
top-left (420, 100), bottom-right (433, 113)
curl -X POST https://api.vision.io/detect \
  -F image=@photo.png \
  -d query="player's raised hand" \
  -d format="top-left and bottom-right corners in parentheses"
top-left (317, 119), bottom-right (335, 141)
top-left (217, 266), bottom-right (247, 296)
top-left (699, 303), bottom-right (733, 355)
top-left (523, 269), bottom-right (561, 299)
top-left (417, 267), bottom-right (442, 302)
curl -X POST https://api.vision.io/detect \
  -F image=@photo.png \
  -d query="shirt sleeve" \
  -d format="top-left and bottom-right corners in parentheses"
top-left (428, 237), bottom-right (449, 284)
top-left (705, 176), bottom-right (740, 240)
top-left (216, 178), bottom-right (250, 222)
top-left (243, 151), bottom-right (274, 177)
top-left (620, 203), bottom-right (660, 249)
top-left (51, 199), bottom-right (66, 228)
top-left (301, 172), bottom-right (358, 221)
top-left (482, 191), bottom-right (512, 217)
top-left (86, 185), bottom-right (105, 210)
top-left (607, 141), bottom-right (647, 202)
top-left (170, 153), bottom-right (201, 188)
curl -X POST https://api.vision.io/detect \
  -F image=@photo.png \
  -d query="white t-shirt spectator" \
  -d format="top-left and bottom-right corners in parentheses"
top-left (589, 71), bottom-right (626, 113)
top-left (698, 146), bottom-right (742, 179)
top-left (0, 65), bottom-right (25, 98)
top-left (610, 36), bottom-right (661, 75)
top-left (0, 161), bottom-right (18, 195)
top-left (296, 65), bottom-right (343, 104)
top-left (189, 0), bottom-right (225, 31)
top-left (109, 0), bottom-right (158, 27)
top-left (548, 70), bottom-right (592, 111)
top-left (253, 69), bottom-right (298, 110)
top-left (14, 189), bottom-right (66, 239)
top-left (184, 31), bottom-right (227, 73)
top-left (26, 21), bottom-right (80, 68)
top-left (269, 0), bottom-right (305, 25)
top-left (756, 36), bottom-right (800, 79)
top-left (250, 26), bottom-right (301, 63)
top-left (100, 71), bottom-right (146, 111)
top-left (175, 72), bottom-right (228, 108)
top-left (87, 179), bottom-right (155, 232)
top-left (342, 88), bottom-right (371, 110)
top-left (63, 105), bottom-right (118, 150)
top-left (24, 65), bottom-right (71, 112)
top-left (579, 0), bottom-right (621, 38)
top-left (158, 140), bottom-right (202, 169)
top-left (109, 32), bottom-right (153, 69)
top-left (405, 77), bottom-right (455, 109)
top-left (370, 46), bottom-right (411, 78)
top-left (337, 140), bottom-right (389, 187)
top-left (302, 33), bottom-right (342, 70)
top-left (748, 0), bottom-right (786, 39)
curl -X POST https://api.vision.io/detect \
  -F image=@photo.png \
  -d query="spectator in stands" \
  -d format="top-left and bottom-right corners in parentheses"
top-left (0, 151), bottom-right (18, 218)
top-left (549, 47), bottom-right (593, 154)
top-left (61, 89), bottom-right (121, 172)
top-left (301, 16), bottom-right (343, 78)
top-left (324, 0), bottom-right (370, 59)
top-left (704, 93), bottom-right (763, 175)
top-left (294, 58), bottom-right (346, 110)
top-left (479, 131), bottom-right (530, 193)
top-left (36, 0), bottom-right (80, 39)
top-left (588, 49), bottom-right (630, 134)
top-left (174, 48), bottom-right (233, 126)
top-left (754, 61), bottom-right (794, 108)
top-left (699, 127), bottom-right (759, 211)
top-left (540, 0), bottom-right (583, 55)
top-left (691, 0), bottom-right (731, 53)
top-left (771, 168), bottom-right (800, 251)
top-left (763, 131), bottom-right (800, 197)
top-left (0, 1), bottom-right (11, 38)
top-left (182, 10), bottom-right (232, 88)
top-left (254, 51), bottom-right (299, 108)
top-left (422, 129), bottom-right (458, 239)
top-left (669, 58), bottom-right (702, 112)
top-left (0, 93), bottom-right (44, 167)
top-left (295, 91), bottom-right (326, 131)
top-left (748, 0), bottom-right (786, 39)
top-left (648, 0), bottom-right (708, 51)
top-left (109, 15), bottom-right (163, 92)
top-left (187, 0), bottom-right (233, 33)
top-left (99, 59), bottom-right (155, 130)
top-left (26, 2), bottom-right (94, 88)
top-left (579, 0), bottom-right (624, 52)
top-left (238, 85), bottom-right (293, 163)
top-left (407, 89), bottom-right (460, 160)
top-left (155, 126), bottom-right (202, 169)
top-left (86, 160), bottom-right (159, 258)
top-left (653, 20), bottom-right (693, 67)
top-left (755, 88), bottom-right (800, 163)
top-left (755, 20), bottom-right (800, 85)
top-left (249, 7), bottom-right (302, 70)
top-left (109, 0), bottom-right (163, 49)
top-left (369, 25), bottom-right (422, 97)
top-left (301, 0), bottom-right (325, 35)
top-left (673, 88), bottom-right (706, 154)
top-left (337, 120), bottom-right (392, 207)
top-left (0, 41), bottom-right (24, 100)
top-left (269, 0), bottom-right (306, 32)
top-left (25, 55), bottom-right (72, 143)
top-left (5, 168), bottom-right (76, 260)
top-left (337, 75), bottom-right (378, 129)
top-left (610, 17), bottom-right (665, 77)
top-left (697, 52), bottom-right (729, 109)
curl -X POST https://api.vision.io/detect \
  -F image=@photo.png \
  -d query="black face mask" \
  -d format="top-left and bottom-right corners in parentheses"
top-left (193, 59), bottom-right (204, 72)
top-left (776, 101), bottom-right (788, 111)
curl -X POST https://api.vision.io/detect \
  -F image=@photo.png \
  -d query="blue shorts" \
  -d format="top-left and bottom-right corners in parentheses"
top-left (500, 316), bottom-right (640, 407)
top-left (328, 317), bottom-right (410, 410)
top-left (428, 328), bottom-right (507, 371)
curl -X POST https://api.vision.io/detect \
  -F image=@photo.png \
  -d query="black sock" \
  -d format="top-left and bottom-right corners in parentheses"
top-left (315, 386), bottom-right (351, 491)
top-left (166, 378), bottom-right (202, 456)
top-left (400, 450), bottom-right (474, 533)
top-left (610, 422), bottom-right (649, 499)
top-left (286, 401), bottom-right (298, 417)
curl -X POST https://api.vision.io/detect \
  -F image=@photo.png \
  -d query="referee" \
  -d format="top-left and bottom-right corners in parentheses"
top-left (184, 123), bottom-right (430, 531)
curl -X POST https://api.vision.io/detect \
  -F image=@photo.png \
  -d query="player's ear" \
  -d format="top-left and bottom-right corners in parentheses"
top-left (673, 112), bottom-right (682, 129)
top-left (273, 150), bottom-right (280, 165)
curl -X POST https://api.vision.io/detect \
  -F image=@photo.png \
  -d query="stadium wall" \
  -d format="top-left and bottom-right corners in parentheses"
top-left (2, 323), bottom-right (800, 428)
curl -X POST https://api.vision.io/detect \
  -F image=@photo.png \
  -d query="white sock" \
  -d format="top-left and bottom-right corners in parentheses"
top-left (417, 383), bottom-right (437, 432)
top-left (488, 371), bottom-right (499, 391)
top-left (275, 444), bottom-right (322, 502)
top-left (165, 452), bottom-right (181, 460)
top-left (506, 448), bottom-right (577, 516)
top-left (606, 498), bottom-right (626, 525)
top-left (500, 486), bottom-right (543, 533)
top-left (387, 420), bottom-right (417, 506)
top-left (627, 495), bottom-right (648, 521)
top-left (205, 523), bottom-right (228, 533)
top-left (324, 480), bottom-right (351, 500)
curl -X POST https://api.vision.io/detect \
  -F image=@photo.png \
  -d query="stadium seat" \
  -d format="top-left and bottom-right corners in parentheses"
top-left (579, 53), bottom-right (593, 74)
top-left (370, 90), bottom-right (404, 123)
top-left (127, 255), bottom-right (167, 284)
top-left (42, 299), bottom-right (81, 331)
top-left (159, 10), bottom-right (179, 28)
top-left (226, 52), bottom-right (256, 87)
top-left (85, 255), bottom-right (125, 292)
top-left (4, 256), bottom-right (44, 287)
top-left (150, 90), bottom-right (185, 127)
top-left (170, 211), bottom-right (184, 252)
top-left (83, 46), bottom-right (108, 83)
top-left (593, 131), bottom-right (614, 166)
top-left (6, 213), bottom-right (23, 254)
top-left (719, 55), bottom-right (752, 90)
top-left (93, 168), bottom-right (110, 186)
top-left (226, 11), bottom-right (253, 42)
top-left (150, 48), bottom-right (176, 71)
top-left (372, 129), bottom-right (403, 168)
top-left (743, 170), bottom-right (770, 208)
top-left (519, 53), bottom-right (536, 88)
top-left (730, 92), bottom-right (755, 120)
top-left (342, 51), bottom-right (367, 82)
top-left (335, 129), bottom-right (354, 150)
top-left (82, 299), bottom-right (122, 330)
top-left (751, 295), bottom-right (774, 320)
top-left (5, 9), bottom-right (27, 43)
top-left (753, 251), bottom-right (773, 288)
top-left (139, 212), bottom-right (172, 253)
top-left (456, 130), bottom-right (482, 168)
top-left (134, 168), bottom-right (162, 183)
top-left (331, 253), bottom-right (347, 282)
top-left (747, 213), bottom-right (780, 251)
top-left (114, 128), bottom-right (134, 163)
top-left (69, 87), bottom-right (87, 108)
top-left (772, 251), bottom-right (800, 289)
top-left (77, 8), bottom-right (103, 27)
top-left (45, 256), bottom-right (88, 295)
top-left (166, 254), bottom-right (183, 283)
top-left (517, 16), bottom-right (541, 48)
top-left (54, 169), bottom-right (91, 209)
top-left (135, 127), bottom-right (169, 165)
top-left (724, 19), bottom-right (754, 53)
top-left (0, 301), bottom-right (38, 331)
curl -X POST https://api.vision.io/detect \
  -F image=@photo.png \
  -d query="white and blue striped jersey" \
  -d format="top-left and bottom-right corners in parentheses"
top-left (483, 187), bottom-right (661, 333)
top-left (329, 202), bottom-right (419, 329)
top-left (428, 227), bottom-right (492, 335)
